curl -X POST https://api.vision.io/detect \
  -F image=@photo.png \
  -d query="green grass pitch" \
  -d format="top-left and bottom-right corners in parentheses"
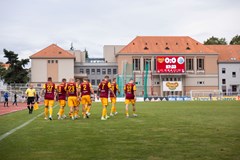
top-left (0, 101), bottom-right (239, 160)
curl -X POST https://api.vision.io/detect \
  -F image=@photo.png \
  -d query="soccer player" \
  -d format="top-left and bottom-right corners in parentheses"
top-left (57, 78), bottom-right (67, 120)
top-left (97, 75), bottom-right (115, 120)
top-left (124, 78), bottom-right (137, 118)
top-left (12, 92), bottom-right (18, 106)
top-left (110, 78), bottom-right (120, 116)
top-left (41, 77), bottom-right (57, 120)
top-left (75, 79), bottom-right (81, 118)
top-left (65, 78), bottom-right (79, 120)
top-left (25, 84), bottom-right (36, 114)
top-left (79, 78), bottom-right (94, 118)
top-left (3, 91), bottom-right (9, 107)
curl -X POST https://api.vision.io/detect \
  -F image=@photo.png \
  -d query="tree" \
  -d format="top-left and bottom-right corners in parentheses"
top-left (84, 48), bottom-right (89, 59)
top-left (2, 49), bottom-right (30, 84)
top-left (0, 63), bottom-right (6, 80)
top-left (204, 36), bottom-right (227, 45)
top-left (230, 35), bottom-right (240, 45)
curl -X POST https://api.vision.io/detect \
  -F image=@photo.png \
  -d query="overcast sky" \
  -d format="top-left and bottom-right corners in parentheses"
top-left (0, 0), bottom-right (239, 64)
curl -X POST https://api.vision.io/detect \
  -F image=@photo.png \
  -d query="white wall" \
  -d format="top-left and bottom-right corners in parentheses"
top-left (31, 59), bottom-right (47, 82)
top-left (58, 59), bottom-right (74, 81)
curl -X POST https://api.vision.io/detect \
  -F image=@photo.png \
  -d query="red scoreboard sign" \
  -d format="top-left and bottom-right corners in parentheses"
top-left (156, 56), bottom-right (185, 73)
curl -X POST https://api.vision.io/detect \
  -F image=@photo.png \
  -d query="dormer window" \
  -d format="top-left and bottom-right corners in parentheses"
top-left (144, 46), bottom-right (149, 50)
top-left (186, 47), bottom-right (191, 50)
top-left (165, 47), bottom-right (170, 50)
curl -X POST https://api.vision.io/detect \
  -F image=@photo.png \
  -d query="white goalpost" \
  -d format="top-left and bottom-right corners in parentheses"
top-left (190, 90), bottom-right (222, 100)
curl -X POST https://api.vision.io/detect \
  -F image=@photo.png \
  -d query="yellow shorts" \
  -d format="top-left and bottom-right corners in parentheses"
top-left (125, 99), bottom-right (135, 105)
top-left (76, 98), bottom-right (80, 106)
top-left (81, 95), bottom-right (91, 105)
top-left (44, 99), bottom-right (54, 107)
top-left (110, 97), bottom-right (116, 104)
top-left (100, 98), bottom-right (108, 106)
top-left (59, 100), bottom-right (66, 107)
top-left (68, 96), bottom-right (78, 107)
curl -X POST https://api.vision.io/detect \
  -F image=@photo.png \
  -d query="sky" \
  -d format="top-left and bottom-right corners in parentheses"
top-left (0, 0), bottom-right (239, 65)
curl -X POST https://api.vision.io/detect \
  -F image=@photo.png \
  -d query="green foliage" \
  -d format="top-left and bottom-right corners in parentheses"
top-left (2, 49), bottom-right (29, 84)
top-left (0, 101), bottom-right (239, 160)
top-left (230, 34), bottom-right (240, 45)
top-left (204, 36), bottom-right (227, 45)
top-left (0, 63), bottom-right (6, 80)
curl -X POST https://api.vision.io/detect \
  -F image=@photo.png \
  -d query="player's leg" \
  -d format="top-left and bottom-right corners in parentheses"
top-left (101, 98), bottom-right (107, 120)
top-left (48, 100), bottom-right (54, 120)
top-left (30, 98), bottom-right (34, 114)
top-left (132, 100), bottom-right (137, 117)
top-left (27, 98), bottom-right (31, 114)
top-left (110, 98), bottom-right (114, 116)
top-left (86, 95), bottom-right (91, 116)
top-left (44, 100), bottom-right (49, 119)
top-left (125, 99), bottom-right (130, 117)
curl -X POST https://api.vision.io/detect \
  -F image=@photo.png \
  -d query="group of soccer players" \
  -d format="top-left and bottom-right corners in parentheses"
top-left (39, 75), bottom-right (137, 120)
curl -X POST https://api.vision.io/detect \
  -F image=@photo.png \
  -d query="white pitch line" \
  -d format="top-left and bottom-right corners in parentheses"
top-left (0, 105), bottom-right (58, 142)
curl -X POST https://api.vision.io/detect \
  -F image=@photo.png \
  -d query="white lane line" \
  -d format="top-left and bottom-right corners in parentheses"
top-left (0, 105), bottom-right (58, 142)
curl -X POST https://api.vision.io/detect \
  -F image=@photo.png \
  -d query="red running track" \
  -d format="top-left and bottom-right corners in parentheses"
top-left (0, 102), bottom-right (42, 116)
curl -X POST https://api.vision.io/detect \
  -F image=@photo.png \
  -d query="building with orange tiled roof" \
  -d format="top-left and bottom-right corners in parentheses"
top-left (207, 45), bottom-right (240, 95)
top-left (30, 44), bottom-right (75, 83)
top-left (30, 44), bottom-right (119, 88)
top-left (113, 36), bottom-right (220, 98)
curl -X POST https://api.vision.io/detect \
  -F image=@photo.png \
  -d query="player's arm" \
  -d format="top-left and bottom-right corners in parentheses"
top-left (133, 85), bottom-right (137, 101)
top-left (25, 89), bottom-right (28, 98)
top-left (108, 82), bottom-right (116, 97)
top-left (116, 84), bottom-right (120, 94)
top-left (40, 84), bottom-right (46, 97)
top-left (97, 83), bottom-right (101, 99)
top-left (76, 84), bottom-right (80, 97)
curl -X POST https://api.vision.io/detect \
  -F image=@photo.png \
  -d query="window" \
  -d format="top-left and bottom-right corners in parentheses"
top-left (133, 58), bottom-right (141, 71)
top-left (55, 60), bottom-right (58, 63)
top-left (232, 85), bottom-right (237, 92)
top-left (97, 79), bottom-right (101, 85)
top-left (222, 79), bottom-right (226, 84)
top-left (232, 72), bottom-right (236, 78)
top-left (113, 69), bottom-right (117, 74)
top-left (197, 81), bottom-right (204, 85)
top-left (86, 69), bottom-right (90, 74)
top-left (48, 60), bottom-right (50, 63)
top-left (102, 69), bottom-right (106, 75)
top-left (186, 58), bottom-right (194, 70)
top-left (144, 58), bottom-right (151, 71)
top-left (91, 79), bottom-right (95, 85)
top-left (79, 69), bottom-right (84, 73)
top-left (222, 68), bottom-right (226, 74)
top-left (51, 60), bottom-right (54, 63)
top-left (107, 69), bottom-right (111, 74)
top-left (97, 69), bottom-right (100, 75)
top-left (197, 58), bottom-right (204, 70)
top-left (91, 69), bottom-right (95, 75)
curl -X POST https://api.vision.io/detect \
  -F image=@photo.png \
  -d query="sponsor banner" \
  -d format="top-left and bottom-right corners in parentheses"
top-left (156, 56), bottom-right (185, 73)
top-left (192, 96), bottom-right (240, 101)
top-left (144, 96), bottom-right (191, 101)
top-left (221, 96), bottom-right (239, 101)
top-left (163, 81), bottom-right (182, 91)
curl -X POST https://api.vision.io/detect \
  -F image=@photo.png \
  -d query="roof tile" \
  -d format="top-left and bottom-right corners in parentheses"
top-left (30, 44), bottom-right (75, 59)
top-left (119, 36), bottom-right (216, 54)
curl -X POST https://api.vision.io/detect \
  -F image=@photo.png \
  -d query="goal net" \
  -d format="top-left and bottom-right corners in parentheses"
top-left (190, 90), bottom-right (222, 100)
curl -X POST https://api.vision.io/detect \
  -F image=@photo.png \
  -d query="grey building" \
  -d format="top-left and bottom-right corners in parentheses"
top-left (74, 58), bottom-right (118, 88)
top-left (208, 45), bottom-right (240, 95)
